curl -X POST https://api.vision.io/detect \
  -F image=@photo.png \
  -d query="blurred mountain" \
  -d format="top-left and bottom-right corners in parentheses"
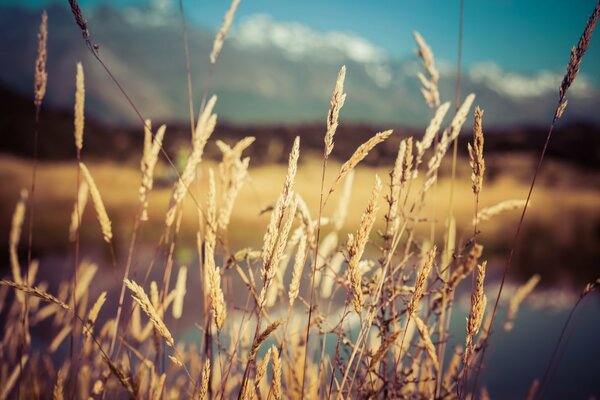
top-left (0, 4), bottom-right (599, 127)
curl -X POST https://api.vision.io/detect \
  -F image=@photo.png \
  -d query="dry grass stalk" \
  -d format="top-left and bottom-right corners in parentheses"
top-left (74, 62), bottom-right (85, 151)
top-left (205, 169), bottom-right (227, 330)
top-left (172, 266), bottom-right (187, 319)
top-left (426, 94), bottom-right (475, 177)
top-left (413, 315), bottom-right (440, 372)
top-left (79, 163), bottom-right (112, 243)
top-left (401, 137), bottom-right (414, 186)
top-left (198, 358), bottom-right (210, 400)
top-left (166, 95), bottom-right (217, 227)
top-left (271, 345), bottom-right (282, 400)
top-left (347, 175), bottom-right (382, 313)
top-left (210, 0), bottom-right (241, 64)
top-left (53, 368), bottom-right (64, 400)
top-left (255, 348), bottom-right (272, 391)
top-left (413, 31), bottom-right (440, 108)
top-left (407, 246), bottom-right (436, 316)
top-left (329, 130), bottom-right (392, 197)
top-left (288, 232), bottom-right (308, 306)
top-left (504, 274), bottom-right (541, 332)
top-left (559, 2), bottom-right (600, 103)
top-left (473, 199), bottom-right (527, 225)
top-left (140, 121), bottom-right (166, 222)
top-left (369, 330), bottom-right (400, 370)
top-left (465, 261), bottom-right (487, 361)
top-left (261, 138), bottom-right (300, 289)
top-left (216, 137), bottom-right (253, 231)
top-left (84, 291), bottom-right (106, 336)
top-left (0, 355), bottom-right (29, 400)
top-left (388, 139), bottom-right (408, 233)
top-left (554, 99), bottom-right (568, 120)
top-left (526, 378), bottom-right (540, 400)
top-left (68, 0), bottom-right (90, 41)
top-left (34, 11), bottom-right (47, 109)
top-left (124, 279), bottom-right (175, 348)
top-left (468, 106), bottom-right (485, 194)
top-left (69, 181), bottom-right (89, 241)
top-left (325, 65), bottom-right (347, 157)
top-left (415, 101), bottom-right (451, 170)
top-left (250, 320), bottom-right (281, 361)
top-left (100, 353), bottom-right (137, 399)
top-left (0, 280), bottom-right (70, 310)
top-left (10, 190), bottom-right (28, 288)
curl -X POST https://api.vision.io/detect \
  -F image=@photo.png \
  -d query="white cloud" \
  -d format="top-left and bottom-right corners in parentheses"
top-left (468, 61), bottom-right (594, 99)
top-left (123, 0), bottom-right (175, 28)
top-left (233, 14), bottom-right (393, 87)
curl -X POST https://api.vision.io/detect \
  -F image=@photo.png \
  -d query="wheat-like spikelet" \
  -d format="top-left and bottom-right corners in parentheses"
top-left (100, 353), bottom-right (136, 398)
top-left (53, 368), bottom-right (64, 400)
top-left (413, 315), bottom-right (440, 372)
top-left (255, 347), bottom-right (272, 391)
top-left (473, 199), bottom-right (527, 225)
top-left (386, 140), bottom-right (406, 240)
top-left (69, 181), bottom-right (89, 241)
top-left (415, 101), bottom-right (451, 172)
top-left (198, 358), bottom-right (210, 400)
top-left (74, 62), bottom-right (85, 151)
top-left (288, 232), bottom-right (307, 307)
top-left (217, 137), bottom-right (254, 231)
top-left (259, 198), bottom-right (297, 308)
top-left (205, 169), bottom-right (227, 330)
top-left (347, 175), bottom-right (382, 313)
top-left (84, 291), bottom-right (106, 337)
top-left (401, 137), bottom-right (414, 186)
top-left (172, 266), bottom-right (187, 320)
top-left (504, 274), bottom-right (541, 332)
top-left (34, 11), bottom-right (47, 108)
top-left (329, 130), bottom-right (392, 198)
top-left (582, 277), bottom-right (600, 298)
top-left (413, 31), bottom-right (440, 109)
top-left (468, 106), bottom-right (485, 194)
top-left (324, 65), bottom-right (347, 157)
top-left (369, 330), bottom-right (400, 371)
top-left (554, 99), bottom-right (569, 120)
top-left (262, 137), bottom-right (300, 275)
top-left (140, 121), bottom-right (166, 222)
top-left (249, 320), bottom-right (281, 361)
top-left (559, 2), bottom-right (600, 103)
top-left (210, 0), bottom-right (241, 64)
top-left (426, 94), bottom-right (475, 178)
top-left (465, 261), bottom-right (487, 361)
top-left (0, 280), bottom-right (70, 310)
top-left (271, 344), bottom-right (282, 400)
top-left (208, 266), bottom-right (227, 331)
top-left (166, 95), bottom-right (217, 227)
top-left (124, 279), bottom-right (175, 348)
top-left (407, 246), bottom-right (436, 316)
top-left (9, 189), bottom-right (28, 288)
top-left (79, 163), bottom-right (112, 243)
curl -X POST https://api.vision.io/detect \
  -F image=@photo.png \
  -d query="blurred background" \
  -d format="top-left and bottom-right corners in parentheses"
top-left (1, 1), bottom-right (600, 397)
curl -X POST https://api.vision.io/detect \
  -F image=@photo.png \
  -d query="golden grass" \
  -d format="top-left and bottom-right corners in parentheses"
top-left (3, 6), bottom-right (600, 397)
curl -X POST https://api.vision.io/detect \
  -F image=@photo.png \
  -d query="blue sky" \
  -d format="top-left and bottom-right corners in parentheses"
top-left (11, 0), bottom-right (600, 77)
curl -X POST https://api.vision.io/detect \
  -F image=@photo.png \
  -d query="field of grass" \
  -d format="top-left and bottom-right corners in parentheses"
top-left (2, 1), bottom-right (600, 400)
